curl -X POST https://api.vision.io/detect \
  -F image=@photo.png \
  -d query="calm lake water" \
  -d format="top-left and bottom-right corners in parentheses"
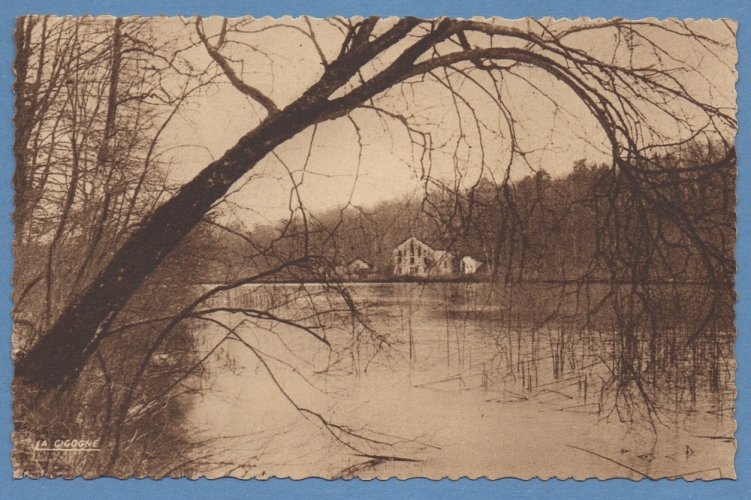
top-left (185, 282), bottom-right (735, 479)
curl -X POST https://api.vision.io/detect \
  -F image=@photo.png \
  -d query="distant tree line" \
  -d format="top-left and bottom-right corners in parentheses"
top-left (182, 140), bottom-right (734, 299)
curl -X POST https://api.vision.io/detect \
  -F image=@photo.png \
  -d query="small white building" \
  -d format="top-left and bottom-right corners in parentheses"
top-left (347, 259), bottom-right (372, 279)
top-left (334, 259), bottom-right (373, 280)
top-left (460, 256), bottom-right (483, 275)
top-left (392, 237), bottom-right (454, 277)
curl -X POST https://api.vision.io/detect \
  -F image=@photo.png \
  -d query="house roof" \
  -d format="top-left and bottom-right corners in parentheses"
top-left (392, 236), bottom-right (441, 254)
top-left (347, 258), bottom-right (371, 267)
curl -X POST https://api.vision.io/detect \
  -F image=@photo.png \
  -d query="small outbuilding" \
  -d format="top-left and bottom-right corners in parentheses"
top-left (347, 258), bottom-right (371, 273)
top-left (347, 259), bottom-right (372, 279)
top-left (460, 256), bottom-right (483, 275)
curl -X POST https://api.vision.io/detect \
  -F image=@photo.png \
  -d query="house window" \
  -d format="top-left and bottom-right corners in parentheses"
top-left (410, 243), bottom-right (414, 255)
top-left (424, 257), bottom-right (429, 266)
top-left (418, 247), bottom-right (422, 257)
top-left (443, 261), bottom-right (447, 269)
top-left (397, 250), bottom-right (402, 263)
top-left (410, 257), bottom-right (414, 264)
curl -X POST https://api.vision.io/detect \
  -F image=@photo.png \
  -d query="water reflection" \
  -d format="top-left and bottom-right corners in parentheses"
top-left (186, 282), bottom-right (735, 479)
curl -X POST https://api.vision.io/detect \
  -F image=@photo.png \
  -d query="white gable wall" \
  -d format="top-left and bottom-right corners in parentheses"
top-left (392, 237), bottom-right (454, 277)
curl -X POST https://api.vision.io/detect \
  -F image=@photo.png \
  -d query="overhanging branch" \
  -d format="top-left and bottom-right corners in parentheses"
top-left (195, 17), bottom-right (279, 116)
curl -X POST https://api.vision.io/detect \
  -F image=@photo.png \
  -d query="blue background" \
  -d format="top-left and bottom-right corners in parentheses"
top-left (0, 1), bottom-right (747, 498)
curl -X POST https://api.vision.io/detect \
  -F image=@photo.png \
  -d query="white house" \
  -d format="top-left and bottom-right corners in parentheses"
top-left (460, 256), bottom-right (483, 275)
top-left (392, 237), bottom-right (454, 277)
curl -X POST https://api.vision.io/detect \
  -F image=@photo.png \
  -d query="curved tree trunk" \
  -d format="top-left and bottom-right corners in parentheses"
top-left (16, 105), bottom-right (316, 387)
top-left (15, 17), bottom-right (426, 388)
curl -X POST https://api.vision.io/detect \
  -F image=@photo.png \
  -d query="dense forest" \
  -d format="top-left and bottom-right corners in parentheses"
top-left (176, 142), bottom-right (735, 295)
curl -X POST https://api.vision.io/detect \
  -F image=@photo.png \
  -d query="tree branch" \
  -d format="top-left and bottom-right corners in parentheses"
top-left (195, 17), bottom-right (279, 116)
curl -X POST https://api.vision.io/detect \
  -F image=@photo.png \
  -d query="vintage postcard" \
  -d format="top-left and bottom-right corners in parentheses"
top-left (11, 15), bottom-right (737, 480)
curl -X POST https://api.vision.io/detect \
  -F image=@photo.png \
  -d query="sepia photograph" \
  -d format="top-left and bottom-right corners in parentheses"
top-left (11, 14), bottom-right (737, 480)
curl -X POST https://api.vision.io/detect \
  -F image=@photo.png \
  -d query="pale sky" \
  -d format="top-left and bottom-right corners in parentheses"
top-left (153, 16), bottom-right (737, 229)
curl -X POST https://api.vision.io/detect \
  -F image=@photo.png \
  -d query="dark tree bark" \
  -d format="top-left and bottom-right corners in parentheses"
top-left (16, 16), bottom-right (427, 387)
